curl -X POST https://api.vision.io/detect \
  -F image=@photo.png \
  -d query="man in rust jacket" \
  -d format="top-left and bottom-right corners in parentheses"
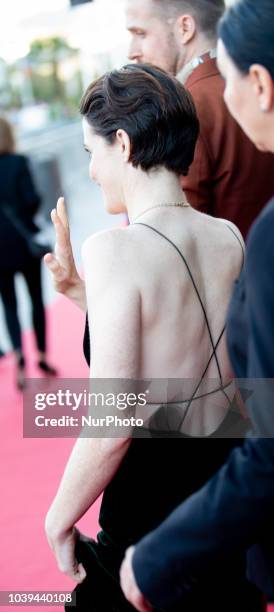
top-left (126, 0), bottom-right (274, 238)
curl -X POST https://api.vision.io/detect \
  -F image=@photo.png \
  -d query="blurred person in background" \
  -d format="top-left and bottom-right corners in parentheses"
top-left (120, 1), bottom-right (274, 610)
top-left (0, 117), bottom-right (57, 389)
top-left (45, 64), bottom-right (264, 611)
top-left (126, 0), bottom-right (274, 239)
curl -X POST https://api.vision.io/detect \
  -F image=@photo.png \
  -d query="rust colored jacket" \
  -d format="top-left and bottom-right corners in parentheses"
top-left (181, 58), bottom-right (274, 239)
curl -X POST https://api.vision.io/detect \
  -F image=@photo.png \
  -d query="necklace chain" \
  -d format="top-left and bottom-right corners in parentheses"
top-left (131, 201), bottom-right (190, 224)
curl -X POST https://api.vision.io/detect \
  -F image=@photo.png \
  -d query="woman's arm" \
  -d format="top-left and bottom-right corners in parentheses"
top-left (82, 228), bottom-right (141, 376)
top-left (45, 435), bottom-right (131, 540)
top-left (45, 435), bottom-right (131, 583)
top-left (45, 228), bottom-right (141, 578)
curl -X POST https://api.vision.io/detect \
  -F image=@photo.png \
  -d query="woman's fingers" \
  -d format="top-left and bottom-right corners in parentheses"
top-left (51, 208), bottom-right (72, 254)
top-left (56, 196), bottom-right (69, 232)
top-left (54, 528), bottom-right (87, 584)
top-left (44, 253), bottom-right (66, 280)
top-left (46, 202), bottom-right (78, 294)
top-left (75, 563), bottom-right (87, 583)
top-left (44, 252), bottom-right (53, 265)
top-left (43, 252), bottom-right (53, 262)
top-left (63, 561), bottom-right (87, 584)
top-left (57, 553), bottom-right (87, 583)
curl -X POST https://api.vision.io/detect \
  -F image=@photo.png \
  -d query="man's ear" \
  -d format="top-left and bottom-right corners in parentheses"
top-left (176, 13), bottom-right (196, 45)
top-left (249, 64), bottom-right (274, 113)
top-left (116, 129), bottom-right (131, 162)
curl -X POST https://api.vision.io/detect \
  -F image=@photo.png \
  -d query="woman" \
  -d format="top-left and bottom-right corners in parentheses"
top-left (0, 117), bottom-right (57, 389)
top-left (120, 1), bottom-right (274, 611)
top-left (45, 64), bottom-right (261, 611)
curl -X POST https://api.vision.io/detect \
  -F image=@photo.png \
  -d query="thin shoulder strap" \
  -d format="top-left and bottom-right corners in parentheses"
top-left (224, 223), bottom-right (245, 269)
top-left (133, 221), bottom-right (223, 383)
top-left (178, 324), bottom-right (227, 428)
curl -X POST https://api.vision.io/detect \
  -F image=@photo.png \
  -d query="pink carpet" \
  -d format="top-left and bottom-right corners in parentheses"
top-left (0, 296), bottom-right (100, 610)
top-left (0, 295), bottom-right (273, 611)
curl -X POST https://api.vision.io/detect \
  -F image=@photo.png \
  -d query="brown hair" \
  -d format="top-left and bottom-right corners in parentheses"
top-left (0, 117), bottom-right (15, 154)
top-left (80, 63), bottom-right (199, 176)
top-left (154, 0), bottom-right (225, 40)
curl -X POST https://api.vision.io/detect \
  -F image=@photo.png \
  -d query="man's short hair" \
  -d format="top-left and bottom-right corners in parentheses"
top-left (154, 0), bottom-right (225, 40)
top-left (80, 63), bottom-right (199, 177)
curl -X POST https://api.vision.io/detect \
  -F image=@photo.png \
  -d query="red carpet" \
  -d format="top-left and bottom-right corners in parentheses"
top-left (0, 295), bottom-right (273, 611)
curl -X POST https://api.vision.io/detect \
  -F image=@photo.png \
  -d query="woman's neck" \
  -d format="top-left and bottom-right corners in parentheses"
top-left (124, 168), bottom-right (187, 224)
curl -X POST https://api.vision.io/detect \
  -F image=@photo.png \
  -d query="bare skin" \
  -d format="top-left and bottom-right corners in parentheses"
top-left (84, 206), bottom-right (243, 436)
top-left (46, 197), bottom-right (243, 435)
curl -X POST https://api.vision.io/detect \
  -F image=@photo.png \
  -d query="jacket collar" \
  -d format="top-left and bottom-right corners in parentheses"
top-left (177, 54), bottom-right (219, 88)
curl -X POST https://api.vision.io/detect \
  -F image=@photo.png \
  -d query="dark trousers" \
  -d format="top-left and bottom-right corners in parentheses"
top-left (0, 258), bottom-right (46, 353)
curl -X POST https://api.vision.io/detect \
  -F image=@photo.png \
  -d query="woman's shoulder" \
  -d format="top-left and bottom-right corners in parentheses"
top-left (195, 209), bottom-right (244, 243)
top-left (16, 153), bottom-right (31, 171)
top-left (4, 152), bottom-right (27, 163)
top-left (81, 225), bottom-right (137, 281)
top-left (82, 226), bottom-right (129, 256)
top-left (0, 153), bottom-right (29, 183)
top-left (82, 226), bottom-right (141, 315)
top-left (0, 152), bottom-right (24, 164)
top-left (199, 214), bottom-right (245, 270)
top-left (3, 153), bottom-right (30, 174)
top-left (216, 217), bottom-right (245, 249)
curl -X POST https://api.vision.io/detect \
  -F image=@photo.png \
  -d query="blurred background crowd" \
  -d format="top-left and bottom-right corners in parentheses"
top-left (0, 0), bottom-right (129, 366)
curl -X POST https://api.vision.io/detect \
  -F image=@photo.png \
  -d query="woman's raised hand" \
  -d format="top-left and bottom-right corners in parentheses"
top-left (44, 197), bottom-right (87, 311)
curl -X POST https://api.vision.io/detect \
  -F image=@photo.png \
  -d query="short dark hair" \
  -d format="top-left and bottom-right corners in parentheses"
top-left (154, 0), bottom-right (225, 40)
top-left (218, 0), bottom-right (274, 79)
top-left (80, 63), bottom-right (199, 176)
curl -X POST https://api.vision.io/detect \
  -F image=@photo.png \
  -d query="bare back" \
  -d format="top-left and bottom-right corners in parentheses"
top-left (127, 207), bottom-right (244, 435)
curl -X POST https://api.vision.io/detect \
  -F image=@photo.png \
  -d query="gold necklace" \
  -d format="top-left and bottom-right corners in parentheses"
top-left (131, 201), bottom-right (190, 224)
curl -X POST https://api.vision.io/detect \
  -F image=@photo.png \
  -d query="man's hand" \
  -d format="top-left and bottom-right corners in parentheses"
top-left (45, 523), bottom-right (87, 584)
top-left (120, 546), bottom-right (153, 612)
top-left (44, 197), bottom-right (86, 309)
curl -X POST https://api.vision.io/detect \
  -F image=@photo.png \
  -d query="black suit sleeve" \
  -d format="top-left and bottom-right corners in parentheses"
top-left (245, 204), bottom-right (274, 433)
top-left (132, 203), bottom-right (274, 608)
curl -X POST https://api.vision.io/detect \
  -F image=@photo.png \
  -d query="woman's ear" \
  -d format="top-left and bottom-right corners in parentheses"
top-left (116, 129), bottom-right (131, 162)
top-left (249, 64), bottom-right (274, 113)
